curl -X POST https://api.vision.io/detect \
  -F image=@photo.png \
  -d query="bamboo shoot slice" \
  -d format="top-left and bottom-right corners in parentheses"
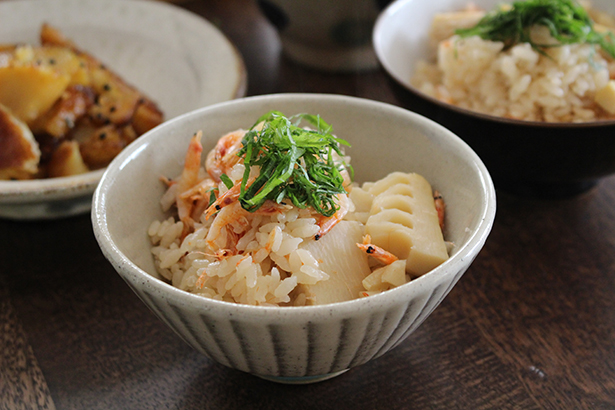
top-left (365, 172), bottom-right (448, 277)
top-left (297, 221), bottom-right (371, 305)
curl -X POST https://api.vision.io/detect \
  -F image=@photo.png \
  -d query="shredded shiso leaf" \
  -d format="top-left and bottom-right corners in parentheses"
top-left (454, 0), bottom-right (615, 58)
top-left (236, 111), bottom-right (352, 217)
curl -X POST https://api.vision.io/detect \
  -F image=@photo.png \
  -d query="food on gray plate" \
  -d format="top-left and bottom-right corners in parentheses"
top-left (412, 0), bottom-right (615, 122)
top-left (148, 111), bottom-right (449, 306)
top-left (0, 24), bottom-right (163, 180)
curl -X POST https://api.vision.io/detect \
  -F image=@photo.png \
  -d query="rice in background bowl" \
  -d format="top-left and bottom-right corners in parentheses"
top-left (413, 23), bottom-right (615, 122)
top-left (92, 94), bottom-right (496, 383)
top-left (374, 0), bottom-right (615, 197)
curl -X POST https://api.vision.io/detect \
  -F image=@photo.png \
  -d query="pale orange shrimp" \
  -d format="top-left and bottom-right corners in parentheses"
top-left (205, 198), bottom-right (288, 251)
top-left (204, 180), bottom-right (244, 220)
top-left (191, 249), bottom-right (237, 260)
top-left (177, 178), bottom-right (217, 221)
top-left (179, 177), bottom-right (216, 201)
top-left (356, 234), bottom-right (398, 265)
top-left (434, 190), bottom-right (445, 231)
top-left (205, 129), bottom-right (245, 182)
top-left (258, 200), bottom-right (292, 215)
top-left (177, 131), bottom-right (204, 236)
top-left (206, 201), bottom-right (247, 251)
top-left (207, 177), bottom-right (296, 220)
top-left (314, 193), bottom-right (350, 240)
top-left (195, 273), bottom-right (209, 290)
top-left (159, 175), bottom-right (174, 187)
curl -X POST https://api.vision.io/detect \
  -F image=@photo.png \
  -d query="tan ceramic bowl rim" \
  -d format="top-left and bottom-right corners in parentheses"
top-left (92, 93), bottom-right (496, 319)
top-left (0, 170), bottom-right (104, 203)
top-left (373, 0), bottom-right (615, 128)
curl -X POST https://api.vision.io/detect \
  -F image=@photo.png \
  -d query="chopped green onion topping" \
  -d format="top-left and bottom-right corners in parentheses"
top-left (237, 111), bottom-right (352, 217)
top-left (207, 189), bottom-right (218, 209)
top-left (454, 0), bottom-right (615, 58)
top-left (220, 173), bottom-right (234, 190)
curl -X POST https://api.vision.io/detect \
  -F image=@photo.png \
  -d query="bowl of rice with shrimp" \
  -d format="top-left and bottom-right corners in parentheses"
top-left (92, 93), bottom-right (496, 383)
top-left (374, 0), bottom-right (615, 197)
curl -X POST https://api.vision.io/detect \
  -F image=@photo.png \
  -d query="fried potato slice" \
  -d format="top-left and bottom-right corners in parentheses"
top-left (132, 98), bottom-right (164, 135)
top-left (47, 140), bottom-right (89, 178)
top-left (41, 24), bottom-right (163, 129)
top-left (78, 122), bottom-right (137, 169)
top-left (0, 104), bottom-right (41, 180)
top-left (0, 48), bottom-right (72, 124)
top-left (30, 84), bottom-right (95, 139)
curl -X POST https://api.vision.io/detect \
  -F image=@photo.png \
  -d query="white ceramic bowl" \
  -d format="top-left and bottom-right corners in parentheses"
top-left (373, 0), bottom-right (615, 108)
top-left (0, 0), bottom-right (246, 219)
top-left (92, 94), bottom-right (496, 384)
top-left (373, 0), bottom-right (615, 198)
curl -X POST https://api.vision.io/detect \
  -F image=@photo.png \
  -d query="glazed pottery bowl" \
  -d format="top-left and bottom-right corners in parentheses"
top-left (373, 0), bottom-right (615, 198)
top-left (92, 93), bottom-right (496, 383)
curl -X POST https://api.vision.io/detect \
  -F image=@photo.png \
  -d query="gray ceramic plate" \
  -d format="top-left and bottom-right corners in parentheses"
top-left (0, 0), bottom-right (247, 220)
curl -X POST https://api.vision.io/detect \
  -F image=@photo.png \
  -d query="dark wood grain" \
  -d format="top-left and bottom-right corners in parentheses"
top-left (1, 0), bottom-right (615, 409)
top-left (0, 280), bottom-right (56, 410)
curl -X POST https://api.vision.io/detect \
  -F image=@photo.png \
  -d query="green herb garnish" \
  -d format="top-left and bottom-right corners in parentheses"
top-left (237, 111), bottom-right (351, 217)
top-left (220, 173), bottom-right (234, 190)
top-left (454, 0), bottom-right (615, 58)
top-left (208, 189), bottom-right (217, 208)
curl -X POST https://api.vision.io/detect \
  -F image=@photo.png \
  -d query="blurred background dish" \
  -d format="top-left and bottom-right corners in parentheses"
top-left (256, 0), bottom-right (390, 72)
top-left (373, 0), bottom-right (615, 198)
top-left (92, 93), bottom-right (496, 383)
top-left (0, 0), bottom-right (247, 220)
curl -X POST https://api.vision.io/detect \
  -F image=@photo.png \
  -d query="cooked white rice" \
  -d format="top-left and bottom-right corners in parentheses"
top-left (412, 23), bottom-right (615, 122)
top-left (148, 199), bottom-right (330, 307)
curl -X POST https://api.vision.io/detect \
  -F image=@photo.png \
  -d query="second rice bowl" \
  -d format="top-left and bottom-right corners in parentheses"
top-left (92, 93), bottom-right (496, 383)
top-left (374, 0), bottom-right (615, 198)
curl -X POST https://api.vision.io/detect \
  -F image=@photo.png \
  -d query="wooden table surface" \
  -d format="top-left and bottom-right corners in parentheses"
top-left (2, 1), bottom-right (615, 409)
